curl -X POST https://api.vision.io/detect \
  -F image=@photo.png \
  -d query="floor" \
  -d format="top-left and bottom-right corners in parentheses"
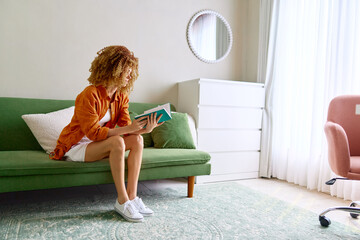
top-left (1, 178), bottom-right (359, 230)
top-left (236, 178), bottom-right (358, 229)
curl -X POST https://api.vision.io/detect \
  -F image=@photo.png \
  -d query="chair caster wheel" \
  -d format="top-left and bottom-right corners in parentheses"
top-left (350, 203), bottom-right (359, 218)
top-left (319, 216), bottom-right (331, 227)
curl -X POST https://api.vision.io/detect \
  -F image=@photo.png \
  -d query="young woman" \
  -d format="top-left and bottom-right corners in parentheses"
top-left (50, 45), bottom-right (162, 223)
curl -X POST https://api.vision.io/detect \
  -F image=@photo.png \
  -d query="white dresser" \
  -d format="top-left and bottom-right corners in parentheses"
top-left (178, 78), bottom-right (265, 183)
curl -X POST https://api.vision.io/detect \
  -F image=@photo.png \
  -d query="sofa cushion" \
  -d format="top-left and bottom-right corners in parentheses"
top-left (151, 112), bottom-right (196, 149)
top-left (0, 98), bottom-right (75, 151)
top-left (22, 106), bottom-right (75, 154)
top-left (0, 149), bottom-right (210, 176)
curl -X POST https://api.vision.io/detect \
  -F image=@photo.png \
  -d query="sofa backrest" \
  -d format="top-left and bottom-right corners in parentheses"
top-left (0, 97), bottom-right (175, 151)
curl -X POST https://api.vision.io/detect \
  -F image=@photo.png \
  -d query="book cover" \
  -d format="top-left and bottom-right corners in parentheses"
top-left (134, 103), bottom-right (172, 123)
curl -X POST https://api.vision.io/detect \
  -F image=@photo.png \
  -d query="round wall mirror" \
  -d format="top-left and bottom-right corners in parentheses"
top-left (187, 10), bottom-right (233, 63)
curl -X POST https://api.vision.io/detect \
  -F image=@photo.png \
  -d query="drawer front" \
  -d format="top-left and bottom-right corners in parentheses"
top-left (199, 81), bottom-right (265, 107)
top-left (209, 152), bottom-right (260, 175)
top-left (197, 129), bottom-right (261, 152)
top-left (198, 106), bottom-right (263, 129)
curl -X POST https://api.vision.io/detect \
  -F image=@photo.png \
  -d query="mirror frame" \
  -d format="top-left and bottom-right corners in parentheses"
top-left (187, 10), bottom-right (233, 64)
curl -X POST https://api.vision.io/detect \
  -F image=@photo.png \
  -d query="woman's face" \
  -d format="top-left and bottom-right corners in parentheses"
top-left (122, 68), bottom-right (132, 87)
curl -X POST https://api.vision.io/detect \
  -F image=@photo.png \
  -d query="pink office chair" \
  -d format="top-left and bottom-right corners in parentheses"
top-left (320, 95), bottom-right (360, 227)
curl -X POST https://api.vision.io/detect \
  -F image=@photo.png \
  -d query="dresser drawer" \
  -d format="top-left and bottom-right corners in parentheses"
top-left (198, 106), bottom-right (263, 129)
top-left (197, 129), bottom-right (261, 152)
top-left (209, 152), bottom-right (260, 174)
top-left (199, 81), bottom-right (265, 107)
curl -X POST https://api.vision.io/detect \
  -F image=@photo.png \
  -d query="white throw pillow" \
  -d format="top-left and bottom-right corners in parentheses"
top-left (186, 113), bottom-right (198, 148)
top-left (22, 106), bottom-right (75, 154)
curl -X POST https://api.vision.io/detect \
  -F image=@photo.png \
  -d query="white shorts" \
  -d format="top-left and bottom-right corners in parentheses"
top-left (64, 109), bottom-right (111, 162)
top-left (64, 142), bottom-right (90, 162)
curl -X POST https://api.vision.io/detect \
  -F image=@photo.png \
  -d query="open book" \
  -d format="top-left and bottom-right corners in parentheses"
top-left (134, 103), bottom-right (172, 124)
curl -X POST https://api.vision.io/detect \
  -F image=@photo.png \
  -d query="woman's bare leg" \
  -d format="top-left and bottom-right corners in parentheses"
top-left (85, 136), bottom-right (128, 204)
top-left (124, 134), bottom-right (143, 200)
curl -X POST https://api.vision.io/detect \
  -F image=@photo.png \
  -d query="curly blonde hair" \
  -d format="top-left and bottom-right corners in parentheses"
top-left (88, 45), bottom-right (139, 93)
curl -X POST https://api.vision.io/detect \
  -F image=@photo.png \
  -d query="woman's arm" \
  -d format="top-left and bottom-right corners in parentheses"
top-left (107, 116), bottom-right (147, 137)
top-left (108, 113), bottom-right (163, 137)
top-left (75, 91), bottom-right (109, 141)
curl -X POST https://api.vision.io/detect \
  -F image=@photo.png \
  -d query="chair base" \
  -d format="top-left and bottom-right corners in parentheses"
top-left (325, 177), bottom-right (349, 185)
top-left (319, 201), bottom-right (360, 227)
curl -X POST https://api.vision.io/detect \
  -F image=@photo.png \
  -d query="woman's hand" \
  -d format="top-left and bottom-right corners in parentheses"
top-left (144, 113), bottom-right (163, 133)
top-left (128, 116), bottom-right (148, 132)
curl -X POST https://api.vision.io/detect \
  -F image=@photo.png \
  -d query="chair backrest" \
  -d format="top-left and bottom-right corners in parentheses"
top-left (327, 95), bottom-right (360, 156)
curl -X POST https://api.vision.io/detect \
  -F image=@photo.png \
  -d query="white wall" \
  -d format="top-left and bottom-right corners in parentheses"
top-left (0, 0), bottom-right (259, 106)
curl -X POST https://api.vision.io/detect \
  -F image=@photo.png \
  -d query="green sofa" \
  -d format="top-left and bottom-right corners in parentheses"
top-left (0, 97), bottom-right (211, 197)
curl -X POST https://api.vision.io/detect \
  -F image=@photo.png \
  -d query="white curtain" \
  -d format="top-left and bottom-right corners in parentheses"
top-left (262, 0), bottom-right (360, 200)
top-left (216, 17), bottom-right (228, 59)
top-left (192, 14), bottom-right (217, 60)
top-left (258, 0), bottom-right (274, 178)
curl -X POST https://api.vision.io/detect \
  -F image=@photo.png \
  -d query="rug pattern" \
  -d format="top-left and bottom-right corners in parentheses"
top-left (0, 182), bottom-right (359, 239)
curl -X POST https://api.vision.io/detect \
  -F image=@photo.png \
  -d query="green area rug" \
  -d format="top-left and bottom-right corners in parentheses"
top-left (0, 182), bottom-right (359, 239)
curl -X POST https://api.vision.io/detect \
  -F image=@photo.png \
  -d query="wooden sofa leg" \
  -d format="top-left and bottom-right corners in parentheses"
top-left (187, 176), bottom-right (195, 198)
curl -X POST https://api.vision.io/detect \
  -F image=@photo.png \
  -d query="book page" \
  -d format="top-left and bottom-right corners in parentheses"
top-left (162, 103), bottom-right (171, 115)
top-left (143, 103), bottom-right (170, 115)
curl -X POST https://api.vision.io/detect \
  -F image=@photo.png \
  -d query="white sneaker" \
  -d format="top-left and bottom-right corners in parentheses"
top-left (131, 197), bottom-right (154, 217)
top-left (114, 199), bottom-right (144, 222)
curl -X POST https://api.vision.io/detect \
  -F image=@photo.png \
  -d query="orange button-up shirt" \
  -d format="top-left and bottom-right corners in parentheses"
top-left (50, 85), bottom-right (132, 160)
